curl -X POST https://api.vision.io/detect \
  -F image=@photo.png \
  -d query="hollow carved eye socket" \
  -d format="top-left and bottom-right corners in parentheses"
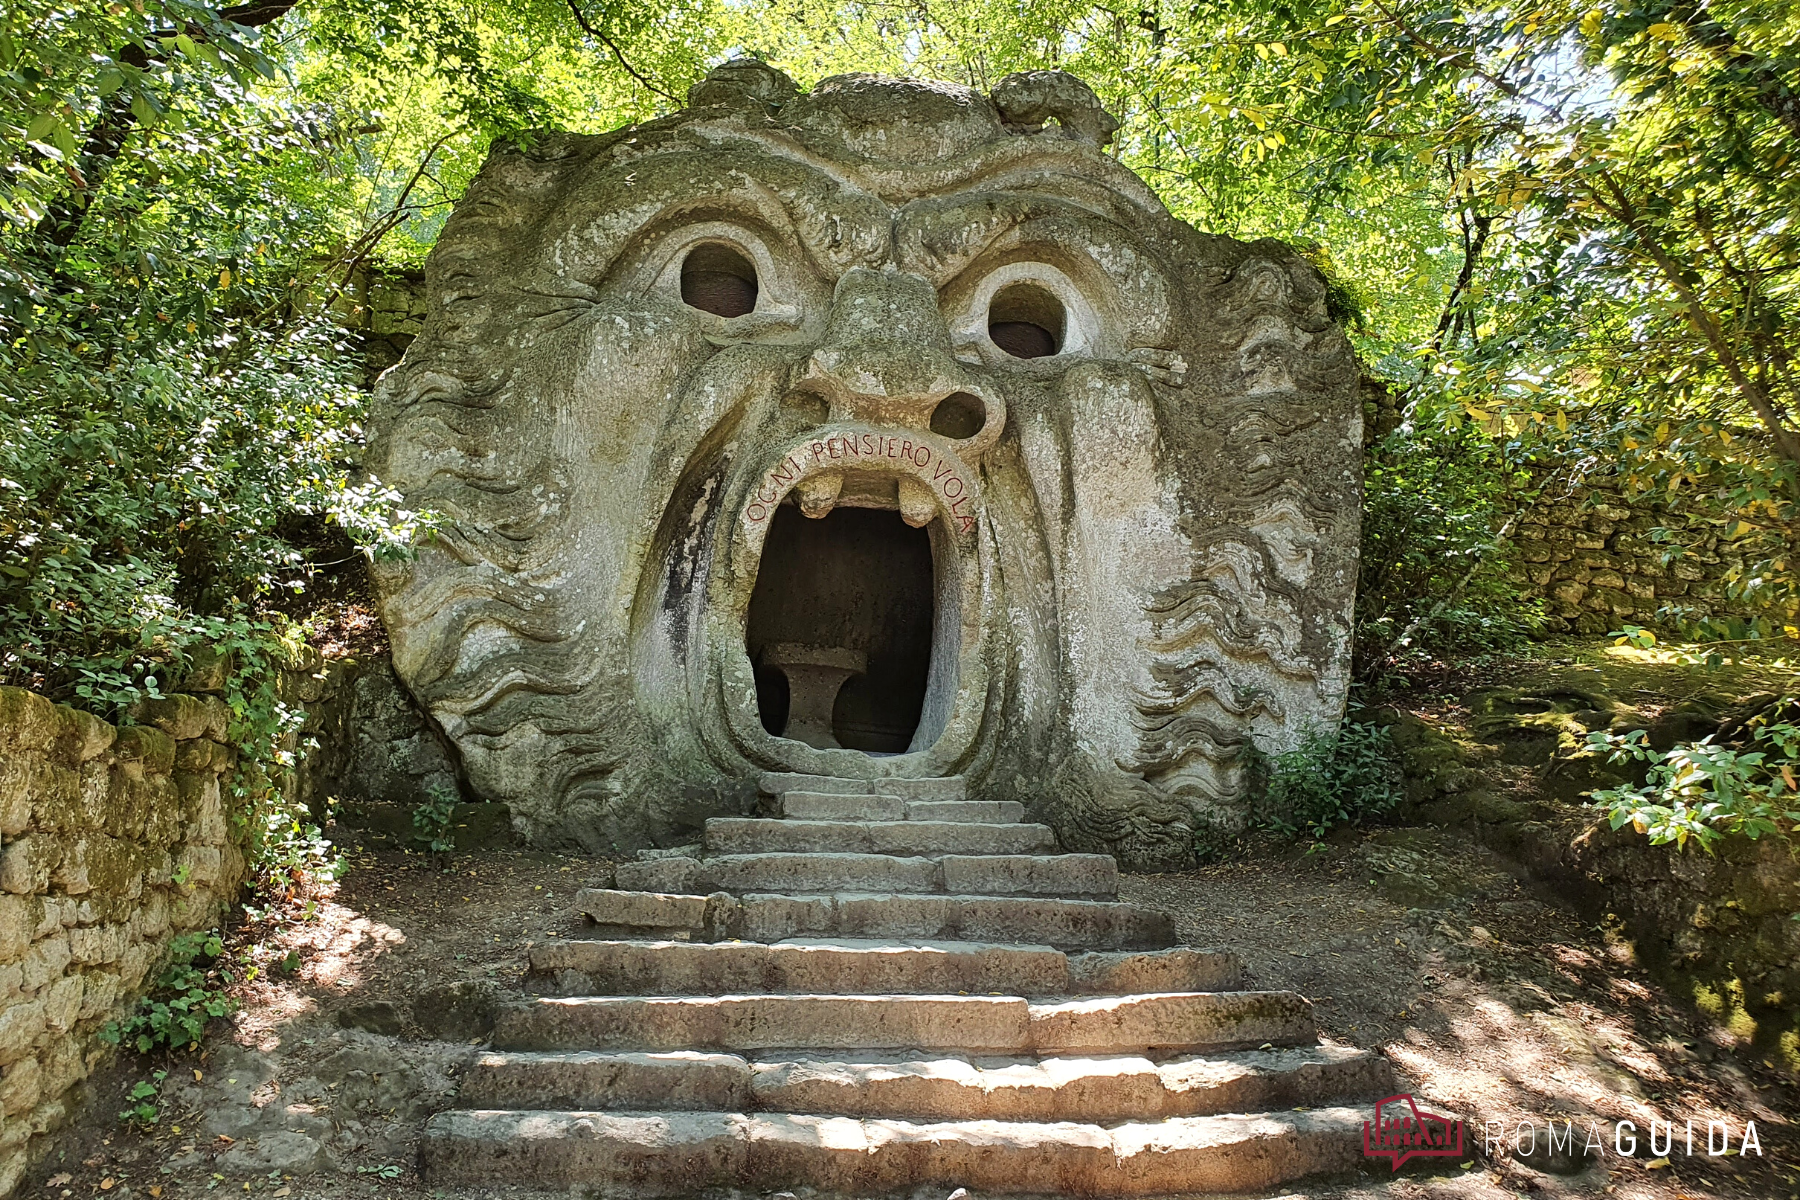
top-left (929, 391), bottom-right (986, 440)
top-left (988, 281), bottom-right (1064, 359)
top-left (681, 244), bottom-right (758, 317)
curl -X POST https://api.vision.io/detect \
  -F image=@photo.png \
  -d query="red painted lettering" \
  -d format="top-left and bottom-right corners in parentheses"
top-left (828, 438), bottom-right (843, 459)
top-left (885, 437), bottom-right (901, 458)
top-left (900, 439), bottom-right (914, 462)
top-left (932, 462), bottom-right (954, 483)
top-left (912, 445), bottom-right (932, 467)
top-left (810, 441), bottom-right (827, 460)
top-left (944, 476), bottom-right (964, 499)
top-left (747, 503), bottom-right (767, 522)
top-left (861, 433), bottom-right (876, 456)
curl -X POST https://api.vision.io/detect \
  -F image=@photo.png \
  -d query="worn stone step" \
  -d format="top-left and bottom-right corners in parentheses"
top-left (420, 1106), bottom-right (1368, 1196)
top-left (905, 799), bottom-right (1022, 823)
top-left (614, 852), bottom-right (1116, 898)
top-left (703, 818), bottom-right (1057, 857)
top-left (776, 793), bottom-right (1023, 824)
top-left (761, 772), bottom-right (965, 801)
top-left (529, 939), bottom-right (1243, 997)
top-left (460, 1044), bottom-right (1390, 1121)
top-left (530, 938), bottom-right (1067, 996)
top-left (751, 1044), bottom-right (1390, 1121)
top-left (492, 991), bottom-right (1313, 1054)
top-left (576, 888), bottom-right (1175, 950)
top-left (777, 792), bottom-right (906, 821)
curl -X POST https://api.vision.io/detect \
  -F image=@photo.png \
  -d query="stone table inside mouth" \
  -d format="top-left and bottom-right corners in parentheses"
top-left (760, 643), bottom-right (867, 749)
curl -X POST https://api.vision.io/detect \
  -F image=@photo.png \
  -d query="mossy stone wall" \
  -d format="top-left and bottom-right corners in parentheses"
top-left (0, 688), bottom-right (248, 1195)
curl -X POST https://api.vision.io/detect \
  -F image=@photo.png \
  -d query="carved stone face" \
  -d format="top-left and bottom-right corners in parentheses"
top-left (367, 64), bottom-right (1361, 868)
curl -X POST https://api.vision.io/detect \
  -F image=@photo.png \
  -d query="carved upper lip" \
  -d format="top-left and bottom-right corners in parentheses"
top-left (737, 424), bottom-right (984, 537)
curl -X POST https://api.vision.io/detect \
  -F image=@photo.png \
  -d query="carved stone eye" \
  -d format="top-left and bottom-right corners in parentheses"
top-left (681, 243), bottom-right (758, 317)
top-left (988, 281), bottom-right (1063, 359)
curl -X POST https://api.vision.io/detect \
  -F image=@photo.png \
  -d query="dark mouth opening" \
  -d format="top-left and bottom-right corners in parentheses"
top-left (746, 503), bottom-right (934, 753)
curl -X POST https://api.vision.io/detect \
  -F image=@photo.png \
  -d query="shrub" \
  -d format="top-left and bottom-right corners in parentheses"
top-left (1250, 720), bottom-right (1405, 841)
top-left (412, 783), bottom-right (459, 856)
top-left (1586, 713), bottom-right (1800, 852)
top-left (100, 931), bottom-right (235, 1055)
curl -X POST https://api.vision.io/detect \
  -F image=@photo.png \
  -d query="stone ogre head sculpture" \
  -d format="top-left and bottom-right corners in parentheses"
top-left (367, 62), bottom-right (1361, 869)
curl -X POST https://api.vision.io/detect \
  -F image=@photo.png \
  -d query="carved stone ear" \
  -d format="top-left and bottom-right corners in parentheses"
top-left (687, 56), bottom-right (799, 114)
top-left (989, 70), bottom-right (1121, 146)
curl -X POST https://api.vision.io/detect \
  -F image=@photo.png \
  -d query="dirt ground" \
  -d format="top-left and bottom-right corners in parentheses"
top-left (19, 639), bottom-right (1800, 1200)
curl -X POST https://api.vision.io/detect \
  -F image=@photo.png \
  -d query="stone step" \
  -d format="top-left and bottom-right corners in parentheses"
top-left (461, 1043), bottom-right (1389, 1120)
top-left (492, 991), bottom-right (1314, 1055)
top-left (777, 793), bottom-right (1023, 824)
top-left (614, 852), bottom-right (1116, 898)
top-left (420, 1105), bottom-right (1367, 1196)
top-left (905, 799), bottom-right (1022, 823)
top-left (761, 772), bottom-right (965, 801)
top-left (528, 939), bottom-right (1244, 997)
top-left (703, 818), bottom-right (1057, 857)
top-left (577, 888), bottom-right (1175, 950)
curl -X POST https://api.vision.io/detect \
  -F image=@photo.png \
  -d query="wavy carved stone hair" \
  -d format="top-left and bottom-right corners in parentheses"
top-left (365, 62), bottom-right (1361, 867)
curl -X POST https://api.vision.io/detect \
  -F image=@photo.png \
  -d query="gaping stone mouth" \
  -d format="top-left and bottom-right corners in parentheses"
top-left (747, 505), bottom-right (933, 752)
top-left (719, 424), bottom-right (986, 768)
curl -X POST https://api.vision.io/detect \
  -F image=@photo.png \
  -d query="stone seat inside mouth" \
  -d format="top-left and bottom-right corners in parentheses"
top-left (759, 643), bottom-right (867, 749)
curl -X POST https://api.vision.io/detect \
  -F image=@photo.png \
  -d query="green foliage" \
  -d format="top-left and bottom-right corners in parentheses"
top-left (1587, 721), bottom-right (1800, 853)
top-left (1355, 406), bottom-right (1543, 678)
top-left (8, 0), bottom-right (1799, 884)
top-left (1251, 721), bottom-right (1404, 841)
top-left (119, 1069), bottom-right (168, 1127)
top-left (412, 783), bottom-right (459, 856)
top-left (100, 931), bottom-right (235, 1055)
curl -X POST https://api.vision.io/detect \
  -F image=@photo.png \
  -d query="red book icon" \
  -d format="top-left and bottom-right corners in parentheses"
top-left (1362, 1093), bottom-right (1465, 1170)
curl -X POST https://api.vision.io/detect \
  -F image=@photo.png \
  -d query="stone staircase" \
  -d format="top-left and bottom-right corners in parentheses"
top-left (420, 774), bottom-right (1395, 1195)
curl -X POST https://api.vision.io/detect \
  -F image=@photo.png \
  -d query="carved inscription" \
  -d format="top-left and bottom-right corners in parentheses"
top-left (744, 433), bottom-right (977, 534)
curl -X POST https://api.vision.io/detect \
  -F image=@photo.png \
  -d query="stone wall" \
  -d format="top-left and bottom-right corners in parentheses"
top-left (0, 688), bottom-right (248, 1194)
top-left (1502, 472), bottom-right (1741, 635)
top-left (286, 653), bottom-right (464, 822)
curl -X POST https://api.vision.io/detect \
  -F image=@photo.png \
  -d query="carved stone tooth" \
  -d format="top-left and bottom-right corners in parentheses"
top-left (898, 478), bottom-right (935, 528)
top-left (797, 473), bottom-right (843, 519)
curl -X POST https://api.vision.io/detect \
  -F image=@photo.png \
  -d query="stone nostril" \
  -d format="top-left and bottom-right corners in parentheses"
top-left (929, 392), bottom-right (986, 440)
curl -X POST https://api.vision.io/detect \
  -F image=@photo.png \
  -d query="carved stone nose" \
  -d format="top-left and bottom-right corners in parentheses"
top-left (801, 267), bottom-right (996, 442)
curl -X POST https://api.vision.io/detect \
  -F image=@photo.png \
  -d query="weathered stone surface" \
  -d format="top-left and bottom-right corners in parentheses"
top-left (747, 1045), bottom-right (1390, 1121)
top-left (461, 1050), bottom-right (752, 1112)
top-left (458, 1043), bottom-right (1387, 1124)
top-left (701, 817), bottom-right (1057, 856)
top-left (0, 686), bottom-right (248, 1186)
top-left (776, 792), bottom-right (905, 821)
top-left (1066, 948), bottom-right (1244, 994)
top-left (366, 62), bottom-right (1360, 867)
top-left (495, 994), bottom-right (1035, 1053)
top-left (528, 938), bottom-right (1070, 996)
top-left (1027, 992), bottom-right (1315, 1053)
top-left (904, 799), bottom-right (1023, 824)
top-left (420, 1106), bottom-right (1370, 1195)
